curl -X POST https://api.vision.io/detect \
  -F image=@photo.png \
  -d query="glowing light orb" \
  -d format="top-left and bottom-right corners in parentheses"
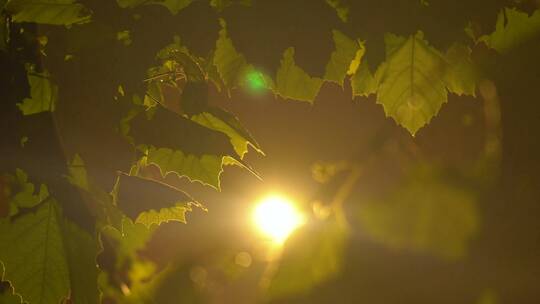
top-left (245, 70), bottom-right (267, 92)
top-left (253, 194), bottom-right (304, 244)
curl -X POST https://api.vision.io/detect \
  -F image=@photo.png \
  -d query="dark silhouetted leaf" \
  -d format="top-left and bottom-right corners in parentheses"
top-left (114, 173), bottom-right (194, 223)
top-left (0, 199), bottom-right (99, 304)
top-left (17, 70), bottom-right (57, 115)
top-left (267, 218), bottom-right (348, 299)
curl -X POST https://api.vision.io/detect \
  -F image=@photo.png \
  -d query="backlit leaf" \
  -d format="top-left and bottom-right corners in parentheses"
top-left (0, 199), bottom-right (99, 304)
top-left (267, 218), bottom-right (348, 299)
top-left (351, 60), bottom-right (378, 97)
top-left (190, 107), bottom-right (263, 158)
top-left (358, 170), bottom-right (479, 260)
top-left (443, 43), bottom-right (477, 96)
top-left (276, 48), bottom-right (323, 103)
top-left (146, 147), bottom-right (224, 189)
top-left (128, 107), bottom-right (241, 189)
top-left (17, 70), bottom-right (58, 115)
top-left (136, 203), bottom-right (189, 227)
top-left (376, 32), bottom-right (447, 135)
top-left (214, 19), bottom-right (251, 89)
top-left (6, 169), bottom-right (49, 216)
top-left (324, 30), bottom-right (360, 85)
top-left (480, 8), bottom-right (540, 54)
top-left (5, 0), bottom-right (91, 25)
top-left (114, 173), bottom-right (194, 224)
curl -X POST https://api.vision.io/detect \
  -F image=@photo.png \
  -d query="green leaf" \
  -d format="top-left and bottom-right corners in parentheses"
top-left (351, 60), bottom-right (378, 97)
top-left (276, 47), bottom-right (323, 103)
top-left (17, 70), bottom-right (58, 115)
top-left (5, 0), bottom-right (91, 25)
top-left (190, 107), bottom-right (263, 158)
top-left (267, 218), bottom-right (348, 299)
top-left (325, 0), bottom-right (349, 22)
top-left (7, 169), bottom-right (49, 216)
top-left (62, 218), bottom-right (100, 304)
top-left (443, 43), bottom-right (477, 96)
top-left (324, 30), bottom-right (361, 85)
top-left (480, 8), bottom-right (540, 54)
top-left (357, 170), bottom-right (479, 260)
top-left (135, 203), bottom-right (189, 227)
top-left (114, 173), bottom-right (195, 224)
top-left (67, 155), bottom-right (124, 228)
top-left (101, 218), bottom-right (154, 265)
top-left (128, 107), bottom-right (240, 189)
top-left (0, 199), bottom-right (99, 304)
top-left (376, 32), bottom-right (447, 135)
top-left (146, 147), bottom-right (225, 189)
top-left (210, 0), bottom-right (251, 12)
top-left (214, 19), bottom-right (251, 89)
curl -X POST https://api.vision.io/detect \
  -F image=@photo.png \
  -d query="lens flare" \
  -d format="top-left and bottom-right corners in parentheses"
top-left (245, 70), bottom-right (267, 92)
top-left (253, 194), bottom-right (304, 244)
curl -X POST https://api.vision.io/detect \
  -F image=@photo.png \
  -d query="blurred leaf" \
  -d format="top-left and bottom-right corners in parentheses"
top-left (325, 0), bottom-right (348, 22)
top-left (443, 43), bottom-right (477, 96)
top-left (276, 47), bottom-right (323, 103)
top-left (0, 199), bottom-right (99, 304)
top-left (0, 284), bottom-right (21, 304)
top-left (210, 0), bottom-right (251, 12)
top-left (117, 0), bottom-right (193, 14)
top-left (376, 32), bottom-right (447, 135)
top-left (114, 173), bottom-right (194, 224)
top-left (358, 170), bottom-right (479, 260)
top-left (324, 30), bottom-right (361, 85)
top-left (101, 218), bottom-right (154, 268)
top-left (477, 289), bottom-right (499, 304)
top-left (267, 218), bottom-right (348, 299)
top-left (17, 70), bottom-right (58, 115)
top-left (5, 0), bottom-right (91, 25)
top-left (480, 8), bottom-right (540, 54)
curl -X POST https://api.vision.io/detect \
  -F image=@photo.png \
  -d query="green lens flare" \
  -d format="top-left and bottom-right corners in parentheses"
top-left (245, 71), bottom-right (266, 92)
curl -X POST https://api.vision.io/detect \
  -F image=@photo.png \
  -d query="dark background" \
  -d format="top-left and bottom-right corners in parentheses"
top-left (2, 0), bottom-right (540, 303)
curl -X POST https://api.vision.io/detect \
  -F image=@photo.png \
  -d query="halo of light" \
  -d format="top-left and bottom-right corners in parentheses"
top-left (252, 194), bottom-right (304, 244)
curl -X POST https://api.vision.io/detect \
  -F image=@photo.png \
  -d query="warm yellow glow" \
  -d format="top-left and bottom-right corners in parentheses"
top-left (253, 194), bottom-right (304, 244)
